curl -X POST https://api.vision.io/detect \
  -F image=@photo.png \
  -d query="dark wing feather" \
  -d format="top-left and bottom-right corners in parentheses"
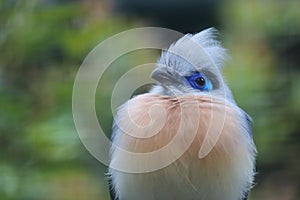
top-left (245, 113), bottom-right (253, 138)
top-left (243, 113), bottom-right (253, 200)
top-left (108, 177), bottom-right (119, 200)
top-left (242, 190), bottom-right (249, 200)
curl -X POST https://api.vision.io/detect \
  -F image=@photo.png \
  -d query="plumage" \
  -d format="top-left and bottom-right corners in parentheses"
top-left (108, 28), bottom-right (256, 200)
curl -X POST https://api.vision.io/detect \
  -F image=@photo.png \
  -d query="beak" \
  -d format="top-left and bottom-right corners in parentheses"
top-left (151, 67), bottom-right (183, 85)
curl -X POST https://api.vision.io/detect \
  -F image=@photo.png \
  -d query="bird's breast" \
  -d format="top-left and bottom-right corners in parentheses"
top-left (109, 94), bottom-right (256, 200)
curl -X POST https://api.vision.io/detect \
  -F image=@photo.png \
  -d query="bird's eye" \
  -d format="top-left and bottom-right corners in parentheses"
top-left (185, 72), bottom-right (213, 91)
top-left (195, 77), bottom-right (206, 87)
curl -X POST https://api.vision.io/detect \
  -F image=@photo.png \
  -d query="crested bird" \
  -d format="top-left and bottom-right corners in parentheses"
top-left (108, 28), bottom-right (257, 200)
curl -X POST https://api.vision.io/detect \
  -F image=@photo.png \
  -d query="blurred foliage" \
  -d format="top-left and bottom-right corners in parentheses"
top-left (0, 0), bottom-right (138, 199)
top-left (0, 0), bottom-right (299, 199)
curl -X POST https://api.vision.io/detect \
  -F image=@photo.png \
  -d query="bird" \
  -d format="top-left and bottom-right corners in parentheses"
top-left (108, 28), bottom-right (257, 200)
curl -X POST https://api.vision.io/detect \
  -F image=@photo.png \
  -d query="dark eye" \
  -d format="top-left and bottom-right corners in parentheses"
top-left (185, 72), bottom-right (212, 91)
top-left (195, 77), bottom-right (206, 87)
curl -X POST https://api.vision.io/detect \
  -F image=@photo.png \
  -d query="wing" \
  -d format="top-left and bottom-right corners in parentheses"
top-left (108, 177), bottom-right (119, 200)
top-left (242, 190), bottom-right (249, 200)
top-left (242, 112), bottom-right (254, 200)
top-left (245, 113), bottom-right (253, 138)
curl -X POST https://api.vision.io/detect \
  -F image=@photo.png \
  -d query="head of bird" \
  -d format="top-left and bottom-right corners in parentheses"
top-left (151, 28), bottom-right (235, 104)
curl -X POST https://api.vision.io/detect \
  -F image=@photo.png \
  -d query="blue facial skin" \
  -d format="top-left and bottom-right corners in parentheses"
top-left (185, 72), bottom-right (213, 91)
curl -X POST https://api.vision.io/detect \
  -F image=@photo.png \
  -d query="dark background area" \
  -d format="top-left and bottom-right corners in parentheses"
top-left (1, 0), bottom-right (300, 199)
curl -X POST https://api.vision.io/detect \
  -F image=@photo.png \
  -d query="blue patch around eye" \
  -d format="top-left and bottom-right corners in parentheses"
top-left (185, 72), bottom-right (213, 91)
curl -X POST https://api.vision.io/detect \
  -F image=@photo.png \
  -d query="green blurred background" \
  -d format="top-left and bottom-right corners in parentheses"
top-left (1, 0), bottom-right (300, 199)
